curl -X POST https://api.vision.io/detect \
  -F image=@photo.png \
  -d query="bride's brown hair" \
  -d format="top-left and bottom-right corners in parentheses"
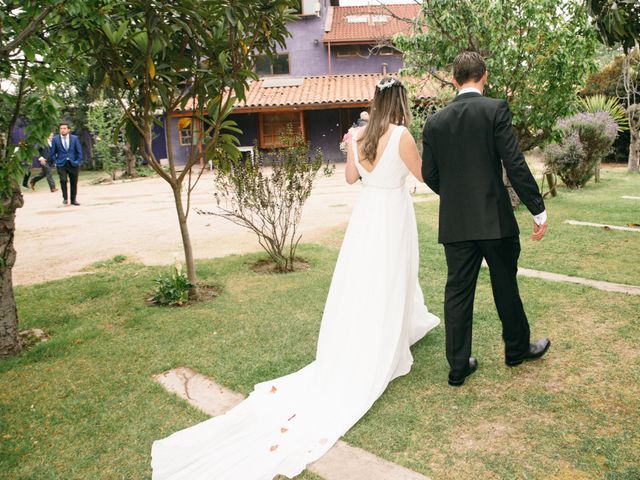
top-left (357, 77), bottom-right (412, 163)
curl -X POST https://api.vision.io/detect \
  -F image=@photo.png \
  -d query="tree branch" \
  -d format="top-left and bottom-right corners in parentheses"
top-left (0, 3), bottom-right (60, 55)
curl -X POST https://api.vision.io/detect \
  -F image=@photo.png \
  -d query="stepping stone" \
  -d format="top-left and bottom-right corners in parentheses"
top-left (480, 263), bottom-right (640, 295)
top-left (153, 368), bottom-right (244, 417)
top-left (564, 220), bottom-right (640, 232)
top-left (154, 367), bottom-right (431, 480)
top-left (311, 441), bottom-right (428, 480)
top-left (518, 268), bottom-right (640, 296)
top-left (622, 196), bottom-right (640, 200)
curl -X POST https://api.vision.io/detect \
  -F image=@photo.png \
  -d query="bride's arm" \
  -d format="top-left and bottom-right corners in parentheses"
top-left (399, 128), bottom-right (424, 182)
top-left (345, 136), bottom-right (360, 184)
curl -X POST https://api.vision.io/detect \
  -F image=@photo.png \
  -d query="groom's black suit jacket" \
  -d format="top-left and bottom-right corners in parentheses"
top-left (421, 92), bottom-right (545, 244)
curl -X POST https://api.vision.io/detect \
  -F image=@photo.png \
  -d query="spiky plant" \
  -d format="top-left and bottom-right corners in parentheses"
top-left (579, 94), bottom-right (629, 132)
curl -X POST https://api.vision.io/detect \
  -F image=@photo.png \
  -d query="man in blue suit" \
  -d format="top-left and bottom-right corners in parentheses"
top-left (51, 122), bottom-right (83, 206)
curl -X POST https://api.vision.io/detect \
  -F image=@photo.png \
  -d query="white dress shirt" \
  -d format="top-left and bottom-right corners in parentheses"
top-left (457, 87), bottom-right (547, 225)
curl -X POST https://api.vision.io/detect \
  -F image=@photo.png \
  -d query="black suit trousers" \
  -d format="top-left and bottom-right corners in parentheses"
top-left (443, 237), bottom-right (531, 378)
top-left (57, 161), bottom-right (79, 202)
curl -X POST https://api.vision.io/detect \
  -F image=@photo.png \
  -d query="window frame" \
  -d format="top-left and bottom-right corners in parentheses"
top-left (178, 122), bottom-right (193, 146)
top-left (258, 111), bottom-right (305, 149)
top-left (255, 53), bottom-right (291, 76)
top-left (336, 45), bottom-right (360, 58)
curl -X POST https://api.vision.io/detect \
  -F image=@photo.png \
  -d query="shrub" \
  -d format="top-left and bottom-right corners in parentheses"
top-left (150, 262), bottom-right (194, 306)
top-left (205, 128), bottom-right (332, 273)
top-left (544, 112), bottom-right (618, 188)
top-left (579, 94), bottom-right (629, 132)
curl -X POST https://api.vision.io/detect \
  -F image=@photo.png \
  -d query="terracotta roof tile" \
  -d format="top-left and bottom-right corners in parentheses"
top-left (231, 73), bottom-right (438, 111)
top-left (323, 4), bottom-right (420, 44)
top-left (176, 74), bottom-right (441, 113)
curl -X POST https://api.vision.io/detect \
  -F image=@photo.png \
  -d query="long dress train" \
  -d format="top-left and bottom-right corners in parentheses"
top-left (151, 125), bottom-right (440, 479)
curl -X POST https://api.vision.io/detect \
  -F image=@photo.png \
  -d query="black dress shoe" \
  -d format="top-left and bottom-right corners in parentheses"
top-left (506, 338), bottom-right (551, 366)
top-left (62, 199), bottom-right (68, 205)
top-left (71, 201), bottom-right (80, 206)
top-left (448, 357), bottom-right (478, 387)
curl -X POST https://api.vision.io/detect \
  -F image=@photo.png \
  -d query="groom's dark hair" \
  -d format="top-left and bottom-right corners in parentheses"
top-left (452, 51), bottom-right (486, 85)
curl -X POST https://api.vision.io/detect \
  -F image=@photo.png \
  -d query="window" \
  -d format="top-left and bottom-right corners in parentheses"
top-left (336, 45), bottom-right (360, 57)
top-left (255, 53), bottom-right (290, 76)
top-left (259, 111), bottom-right (304, 148)
top-left (178, 118), bottom-right (193, 146)
top-left (378, 46), bottom-right (396, 56)
top-left (294, 0), bottom-right (319, 16)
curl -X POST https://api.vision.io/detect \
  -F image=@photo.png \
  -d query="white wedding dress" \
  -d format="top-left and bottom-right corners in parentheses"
top-left (151, 125), bottom-right (440, 479)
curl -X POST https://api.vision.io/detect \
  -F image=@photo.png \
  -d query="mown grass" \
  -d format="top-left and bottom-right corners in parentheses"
top-left (1, 171), bottom-right (638, 479)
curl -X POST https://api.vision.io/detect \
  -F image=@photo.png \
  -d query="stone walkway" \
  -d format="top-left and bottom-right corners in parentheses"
top-left (154, 367), bottom-right (431, 480)
top-left (480, 262), bottom-right (640, 295)
top-left (518, 267), bottom-right (640, 296)
top-left (564, 220), bottom-right (640, 232)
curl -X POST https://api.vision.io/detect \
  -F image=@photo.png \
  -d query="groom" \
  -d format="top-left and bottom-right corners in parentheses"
top-left (422, 51), bottom-right (550, 387)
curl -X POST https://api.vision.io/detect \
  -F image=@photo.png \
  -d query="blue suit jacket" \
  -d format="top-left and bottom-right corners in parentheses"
top-left (51, 134), bottom-right (83, 167)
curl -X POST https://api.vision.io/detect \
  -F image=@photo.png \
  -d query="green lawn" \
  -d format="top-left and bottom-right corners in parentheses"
top-left (1, 171), bottom-right (639, 480)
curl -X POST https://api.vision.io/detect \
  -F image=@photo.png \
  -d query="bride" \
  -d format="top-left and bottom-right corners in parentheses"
top-left (151, 77), bottom-right (440, 479)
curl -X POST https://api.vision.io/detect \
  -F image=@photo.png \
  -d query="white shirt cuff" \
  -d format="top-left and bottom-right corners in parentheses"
top-left (533, 210), bottom-right (547, 225)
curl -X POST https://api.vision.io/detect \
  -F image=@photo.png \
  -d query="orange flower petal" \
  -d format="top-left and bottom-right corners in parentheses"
top-left (270, 386), bottom-right (277, 394)
top-left (280, 428), bottom-right (288, 433)
top-left (270, 444), bottom-right (279, 452)
top-left (319, 437), bottom-right (328, 445)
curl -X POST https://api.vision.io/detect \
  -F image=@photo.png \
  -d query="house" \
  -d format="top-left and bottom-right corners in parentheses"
top-left (157, 1), bottom-right (424, 165)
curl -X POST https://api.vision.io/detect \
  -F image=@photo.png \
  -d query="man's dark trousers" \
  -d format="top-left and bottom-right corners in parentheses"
top-left (443, 236), bottom-right (531, 379)
top-left (57, 161), bottom-right (79, 202)
top-left (31, 164), bottom-right (56, 189)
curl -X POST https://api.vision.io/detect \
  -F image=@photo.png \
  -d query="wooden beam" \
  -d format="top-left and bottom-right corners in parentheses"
top-left (232, 102), bottom-right (370, 114)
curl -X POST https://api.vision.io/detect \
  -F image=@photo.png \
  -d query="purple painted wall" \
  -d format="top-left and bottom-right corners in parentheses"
top-left (151, 117), bottom-right (168, 160)
top-left (329, 47), bottom-right (403, 75)
top-left (228, 108), bottom-right (362, 164)
top-left (166, 117), bottom-right (197, 166)
top-left (276, 5), bottom-right (405, 77)
top-left (283, 11), bottom-right (329, 77)
top-left (229, 113), bottom-right (259, 147)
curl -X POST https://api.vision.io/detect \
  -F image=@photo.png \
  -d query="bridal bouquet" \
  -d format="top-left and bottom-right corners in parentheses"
top-left (339, 129), bottom-right (353, 154)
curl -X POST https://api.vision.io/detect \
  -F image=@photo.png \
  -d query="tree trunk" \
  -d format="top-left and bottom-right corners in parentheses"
top-left (171, 185), bottom-right (197, 285)
top-left (545, 172), bottom-right (557, 197)
top-left (0, 184), bottom-right (24, 358)
top-left (503, 167), bottom-right (520, 209)
top-left (123, 143), bottom-right (137, 177)
top-left (629, 129), bottom-right (640, 173)
top-left (628, 106), bottom-right (639, 173)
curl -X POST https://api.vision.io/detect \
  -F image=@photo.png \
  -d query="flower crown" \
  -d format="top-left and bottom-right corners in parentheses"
top-left (376, 78), bottom-right (398, 91)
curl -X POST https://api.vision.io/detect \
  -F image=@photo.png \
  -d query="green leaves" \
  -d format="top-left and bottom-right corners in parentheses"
top-left (587, 0), bottom-right (640, 52)
top-left (397, 0), bottom-right (599, 150)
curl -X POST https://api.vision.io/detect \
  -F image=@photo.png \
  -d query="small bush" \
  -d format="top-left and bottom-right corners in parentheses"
top-left (150, 263), bottom-right (194, 306)
top-left (544, 112), bottom-right (618, 188)
top-left (205, 128), bottom-right (332, 273)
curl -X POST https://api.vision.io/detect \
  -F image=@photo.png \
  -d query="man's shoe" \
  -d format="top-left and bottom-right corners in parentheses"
top-left (448, 357), bottom-right (478, 387)
top-left (506, 338), bottom-right (551, 366)
top-left (63, 199), bottom-right (68, 205)
top-left (29, 180), bottom-right (35, 191)
top-left (71, 201), bottom-right (80, 206)
top-left (51, 188), bottom-right (59, 193)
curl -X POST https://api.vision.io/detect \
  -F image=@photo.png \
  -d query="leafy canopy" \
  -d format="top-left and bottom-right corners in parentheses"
top-left (396, 0), bottom-right (599, 151)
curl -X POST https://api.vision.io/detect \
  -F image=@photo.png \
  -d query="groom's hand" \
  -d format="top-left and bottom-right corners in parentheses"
top-left (531, 221), bottom-right (548, 241)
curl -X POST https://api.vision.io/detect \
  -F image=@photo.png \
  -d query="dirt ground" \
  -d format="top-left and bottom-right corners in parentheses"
top-left (13, 164), bottom-right (432, 286)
